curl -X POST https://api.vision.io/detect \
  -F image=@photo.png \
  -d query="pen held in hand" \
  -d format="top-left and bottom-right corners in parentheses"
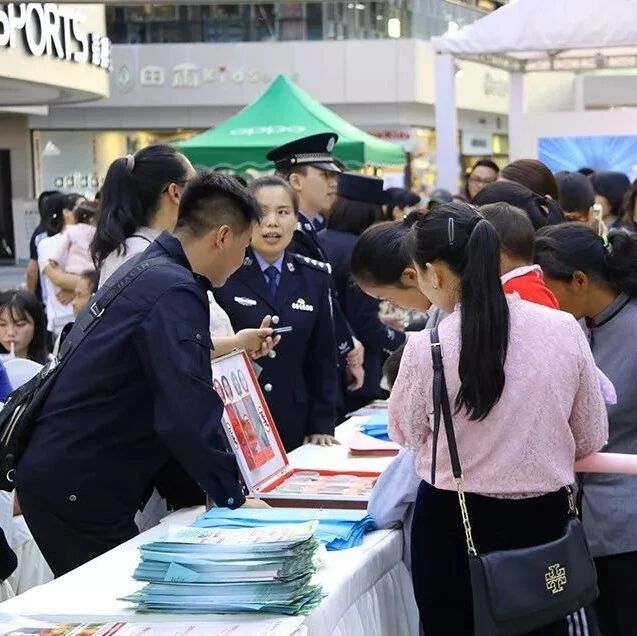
top-left (271, 326), bottom-right (293, 335)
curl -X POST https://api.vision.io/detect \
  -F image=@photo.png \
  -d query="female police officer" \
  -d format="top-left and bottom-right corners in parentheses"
top-left (215, 176), bottom-right (338, 452)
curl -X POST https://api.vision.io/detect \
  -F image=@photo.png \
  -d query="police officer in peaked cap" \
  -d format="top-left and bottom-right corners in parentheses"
top-left (267, 134), bottom-right (365, 407)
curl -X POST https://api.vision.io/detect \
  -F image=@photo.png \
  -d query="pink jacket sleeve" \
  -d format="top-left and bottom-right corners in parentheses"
top-left (388, 331), bottom-right (431, 451)
top-left (50, 230), bottom-right (71, 269)
top-left (568, 320), bottom-right (609, 458)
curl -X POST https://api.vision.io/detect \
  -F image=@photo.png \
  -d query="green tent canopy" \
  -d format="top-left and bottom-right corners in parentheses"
top-left (177, 74), bottom-right (406, 171)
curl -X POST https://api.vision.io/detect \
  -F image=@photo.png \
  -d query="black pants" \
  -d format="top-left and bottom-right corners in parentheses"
top-left (593, 551), bottom-right (637, 636)
top-left (19, 489), bottom-right (138, 577)
top-left (411, 480), bottom-right (570, 636)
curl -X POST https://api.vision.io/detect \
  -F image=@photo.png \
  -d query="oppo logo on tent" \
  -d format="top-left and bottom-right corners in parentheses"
top-left (230, 125), bottom-right (307, 137)
top-left (0, 3), bottom-right (111, 69)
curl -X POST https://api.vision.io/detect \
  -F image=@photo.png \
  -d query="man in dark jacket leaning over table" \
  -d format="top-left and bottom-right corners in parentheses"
top-left (16, 172), bottom-right (269, 577)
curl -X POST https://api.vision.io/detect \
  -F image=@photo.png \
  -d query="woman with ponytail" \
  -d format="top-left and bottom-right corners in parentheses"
top-left (351, 214), bottom-right (434, 307)
top-left (536, 225), bottom-right (637, 636)
top-left (92, 145), bottom-right (197, 527)
top-left (390, 203), bottom-right (608, 635)
top-left (473, 179), bottom-right (565, 228)
top-left (94, 145), bottom-right (195, 287)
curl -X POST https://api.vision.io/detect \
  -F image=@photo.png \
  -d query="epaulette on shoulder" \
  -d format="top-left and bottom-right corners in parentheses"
top-left (292, 253), bottom-right (332, 275)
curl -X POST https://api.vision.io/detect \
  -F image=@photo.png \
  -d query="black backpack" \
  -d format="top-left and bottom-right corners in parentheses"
top-left (0, 255), bottom-right (173, 491)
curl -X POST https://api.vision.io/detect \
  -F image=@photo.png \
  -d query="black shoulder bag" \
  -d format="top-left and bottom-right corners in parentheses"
top-left (0, 255), bottom-right (173, 492)
top-left (429, 327), bottom-right (598, 636)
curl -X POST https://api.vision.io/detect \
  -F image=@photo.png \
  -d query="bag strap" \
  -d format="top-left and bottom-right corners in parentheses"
top-left (430, 329), bottom-right (577, 554)
top-left (430, 327), bottom-right (477, 556)
top-left (58, 255), bottom-right (174, 361)
top-left (430, 327), bottom-right (463, 481)
top-left (130, 233), bottom-right (154, 244)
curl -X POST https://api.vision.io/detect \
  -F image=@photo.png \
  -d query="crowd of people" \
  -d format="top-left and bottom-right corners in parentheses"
top-left (0, 134), bottom-right (635, 635)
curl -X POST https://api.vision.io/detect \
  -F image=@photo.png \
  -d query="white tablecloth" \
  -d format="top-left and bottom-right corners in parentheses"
top-left (288, 417), bottom-right (395, 475)
top-left (0, 418), bottom-right (418, 635)
top-left (0, 506), bottom-right (418, 636)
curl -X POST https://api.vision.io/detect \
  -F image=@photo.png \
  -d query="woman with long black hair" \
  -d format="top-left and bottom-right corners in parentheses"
top-left (473, 179), bottom-right (565, 228)
top-left (93, 145), bottom-right (196, 286)
top-left (535, 225), bottom-right (637, 636)
top-left (350, 215), bottom-right (442, 333)
top-left (390, 203), bottom-right (608, 635)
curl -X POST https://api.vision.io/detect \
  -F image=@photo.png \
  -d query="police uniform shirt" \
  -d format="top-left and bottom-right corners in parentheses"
top-left (214, 248), bottom-right (338, 452)
top-left (17, 233), bottom-right (246, 572)
top-left (313, 214), bottom-right (327, 233)
top-left (253, 251), bottom-right (285, 289)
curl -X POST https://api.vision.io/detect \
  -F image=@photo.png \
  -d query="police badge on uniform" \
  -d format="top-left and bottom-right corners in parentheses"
top-left (292, 298), bottom-right (314, 312)
top-left (234, 296), bottom-right (257, 306)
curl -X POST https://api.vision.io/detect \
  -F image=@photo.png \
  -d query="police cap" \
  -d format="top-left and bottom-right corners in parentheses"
top-left (337, 172), bottom-right (387, 205)
top-left (267, 133), bottom-right (342, 174)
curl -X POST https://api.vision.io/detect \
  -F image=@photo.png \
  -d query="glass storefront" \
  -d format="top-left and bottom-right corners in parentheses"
top-left (366, 126), bottom-right (437, 195)
top-left (32, 129), bottom-right (200, 198)
top-left (106, 1), bottom-right (505, 44)
top-left (32, 126), bottom-right (506, 201)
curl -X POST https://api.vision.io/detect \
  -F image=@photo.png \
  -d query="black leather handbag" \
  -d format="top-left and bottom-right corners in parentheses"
top-left (429, 328), bottom-right (598, 636)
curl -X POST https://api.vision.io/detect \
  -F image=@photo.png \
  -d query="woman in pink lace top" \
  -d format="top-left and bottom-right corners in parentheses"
top-left (390, 203), bottom-right (608, 635)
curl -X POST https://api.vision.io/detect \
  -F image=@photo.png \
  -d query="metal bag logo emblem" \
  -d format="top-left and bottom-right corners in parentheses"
top-left (545, 564), bottom-right (567, 594)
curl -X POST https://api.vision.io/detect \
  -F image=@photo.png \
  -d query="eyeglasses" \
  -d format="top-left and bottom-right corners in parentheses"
top-left (468, 176), bottom-right (496, 185)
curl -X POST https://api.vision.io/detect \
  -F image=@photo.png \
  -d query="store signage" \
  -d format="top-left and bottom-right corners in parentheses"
top-left (115, 62), bottom-right (299, 91)
top-left (52, 174), bottom-right (101, 190)
top-left (462, 132), bottom-right (493, 156)
top-left (371, 130), bottom-right (411, 141)
top-left (483, 71), bottom-right (507, 98)
top-left (0, 3), bottom-right (111, 69)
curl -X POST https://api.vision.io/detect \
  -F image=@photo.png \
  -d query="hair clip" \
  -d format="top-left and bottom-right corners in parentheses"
top-left (447, 217), bottom-right (455, 246)
top-left (125, 154), bottom-right (135, 173)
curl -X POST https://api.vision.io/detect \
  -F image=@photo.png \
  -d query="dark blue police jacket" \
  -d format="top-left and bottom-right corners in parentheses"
top-left (292, 213), bottom-right (354, 359)
top-left (319, 229), bottom-right (406, 407)
top-left (214, 249), bottom-right (338, 452)
top-left (16, 233), bottom-right (246, 533)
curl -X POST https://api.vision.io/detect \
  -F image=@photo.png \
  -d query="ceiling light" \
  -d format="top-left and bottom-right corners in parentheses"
top-left (387, 18), bottom-right (401, 38)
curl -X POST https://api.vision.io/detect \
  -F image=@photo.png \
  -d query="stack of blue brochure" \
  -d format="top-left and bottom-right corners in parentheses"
top-left (193, 507), bottom-right (377, 551)
top-left (358, 413), bottom-right (390, 441)
top-left (124, 522), bottom-right (324, 615)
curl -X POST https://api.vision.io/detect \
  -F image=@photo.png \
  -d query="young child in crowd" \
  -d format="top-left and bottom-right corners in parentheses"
top-left (479, 202), bottom-right (560, 308)
top-left (52, 270), bottom-right (100, 359)
top-left (72, 270), bottom-right (99, 318)
top-left (51, 200), bottom-right (98, 275)
top-left (0, 290), bottom-right (49, 365)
